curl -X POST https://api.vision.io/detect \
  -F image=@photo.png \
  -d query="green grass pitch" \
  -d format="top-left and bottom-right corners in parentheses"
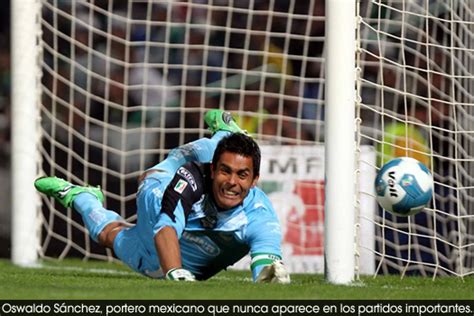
top-left (0, 259), bottom-right (473, 300)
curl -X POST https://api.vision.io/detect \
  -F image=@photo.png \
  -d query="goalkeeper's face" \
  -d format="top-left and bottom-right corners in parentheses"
top-left (211, 151), bottom-right (259, 210)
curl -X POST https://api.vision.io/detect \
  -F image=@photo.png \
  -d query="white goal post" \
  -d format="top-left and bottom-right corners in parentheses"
top-left (324, 0), bottom-right (356, 284)
top-left (11, 0), bottom-right (41, 266)
top-left (11, 0), bottom-right (474, 283)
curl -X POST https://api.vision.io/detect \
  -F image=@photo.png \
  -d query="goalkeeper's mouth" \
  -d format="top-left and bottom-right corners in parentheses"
top-left (215, 185), bottom-right (245, 209)
top-left (222, 187), bottom-right (240, 199)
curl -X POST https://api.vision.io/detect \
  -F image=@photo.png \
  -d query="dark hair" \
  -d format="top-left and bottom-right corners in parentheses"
top-left (212, 133), bottom-right (261, 177)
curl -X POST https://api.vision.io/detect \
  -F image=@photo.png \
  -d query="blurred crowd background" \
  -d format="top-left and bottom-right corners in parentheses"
top-left (39, 0), bottom-right (327, 150)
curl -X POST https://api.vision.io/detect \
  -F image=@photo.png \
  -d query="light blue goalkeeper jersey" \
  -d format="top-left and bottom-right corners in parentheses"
top-left (112, 132), bottom-right (283, 281)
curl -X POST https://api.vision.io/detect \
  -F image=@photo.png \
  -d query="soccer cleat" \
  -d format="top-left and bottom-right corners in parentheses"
top-left (34, 176), bottom-right (104, 209)
top-left (204, 109), bottom-right (246, 135)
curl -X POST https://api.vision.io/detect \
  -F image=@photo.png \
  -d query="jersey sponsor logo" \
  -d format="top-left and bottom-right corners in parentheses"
top-left (174, 179), bottom-right (188, 194)
top-left (177, 167), bottom-right (197, 191)
top-left (182, 231), bottom-right (220, 256)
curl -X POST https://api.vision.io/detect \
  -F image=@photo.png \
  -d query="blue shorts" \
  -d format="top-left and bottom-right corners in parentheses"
top-left (113, 226), bottom-right (164, 278)
top-left (113, 171), bottom-right (172, 279)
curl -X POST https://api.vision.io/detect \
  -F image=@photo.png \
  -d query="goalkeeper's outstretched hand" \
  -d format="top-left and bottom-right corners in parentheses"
top-left (165, 268), bottom-right (196, 281)
top-left (256, 260), bottom-right (291, 284)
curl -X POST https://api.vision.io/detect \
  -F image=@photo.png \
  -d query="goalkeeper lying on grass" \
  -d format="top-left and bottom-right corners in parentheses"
top-left (35, 110), bottom-right (290, 284)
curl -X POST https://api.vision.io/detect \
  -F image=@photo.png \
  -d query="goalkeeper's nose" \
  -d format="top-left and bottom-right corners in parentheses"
top-left (227, 173), bottom-right (238, 185)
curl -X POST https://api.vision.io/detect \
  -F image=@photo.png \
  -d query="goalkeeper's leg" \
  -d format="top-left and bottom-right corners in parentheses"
top-left (73, 191), bottom-right (131, 246)
top-left (34, 176), bottom-right (128, 246)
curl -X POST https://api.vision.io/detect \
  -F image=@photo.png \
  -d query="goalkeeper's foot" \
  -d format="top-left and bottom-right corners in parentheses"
top-left (204, 109), bottom-right (246, 135)
top-left (34, 176), bottom-right (104, 209)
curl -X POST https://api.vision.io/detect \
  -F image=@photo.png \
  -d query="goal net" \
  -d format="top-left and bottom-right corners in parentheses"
top-left (358, 0), bottom-right (474, 277)
top-left (27, 0), bottom-right (473, 278)
top-left (36, 0), bottom-right (328, 265)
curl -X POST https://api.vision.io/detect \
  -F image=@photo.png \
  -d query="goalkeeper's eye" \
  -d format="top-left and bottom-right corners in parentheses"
top-left (238, 171), bottom-right (250, 180)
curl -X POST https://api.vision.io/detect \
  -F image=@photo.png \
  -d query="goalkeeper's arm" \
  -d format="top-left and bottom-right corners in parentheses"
top-left (246, 215), bottom-right (290, 283)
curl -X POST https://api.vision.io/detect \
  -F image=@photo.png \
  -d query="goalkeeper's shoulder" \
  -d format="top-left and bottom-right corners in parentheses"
top-left (246, 187), bottom-right (279, 215)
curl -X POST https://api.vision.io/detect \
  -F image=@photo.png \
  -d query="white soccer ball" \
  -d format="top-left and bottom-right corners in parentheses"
top-left (375, 157), bottom-right (433, 216)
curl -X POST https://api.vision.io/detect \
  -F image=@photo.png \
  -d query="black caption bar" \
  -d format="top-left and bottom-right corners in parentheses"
top-left (0, 300), bottom-right (473, 316)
